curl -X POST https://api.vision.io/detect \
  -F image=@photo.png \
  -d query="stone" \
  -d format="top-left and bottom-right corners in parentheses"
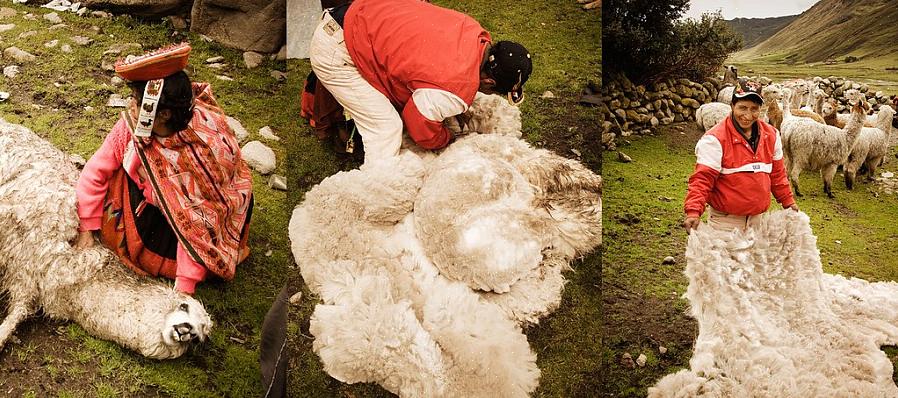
top-left (44, 39), bottom-right (59, 48)
top-left (71, 35), bottom-right (94, 46)
top-left (3, 65), bottom-right (19, 78)
top-left (541, 90), bottom-right (555, 98)
top-left (90, 10), bottom-right (112, 18)
top-left (216, 75), bottom-right (233, 81)
top-left (23, 14), bottom-right (36, 21)
top-left (111, 76), bottom-right (124, 86)
top-left (636, 354), bottom-right (647, 367)
top-left (49, 24), bottom-right (68, 30)
top-left (205, 55), bottom-right (224, 63)
top-left (105, 42), bottom-right (141, 54)
top-left (0, 24), bottom-right (15, 33)
top-left (288, 292), bottom-right (302, 305)
top-left (650, 117), bottom-right (659, 127)
top-left (268, 174), bottom-right (287, 190)
top-left (226, 116), bottom-right (249, 142)
top-left (18, 31), bottom-right (37, 39)
top-left (207, 63), bottom-right (225, 69)
top-left (81, 0), bottom-right (189, 17)
top-left (243, 51), bottom-right (263, 69)
top-left (0, 8), bottom-right (16, 18)
top-left (270, 70), bottom-right (286, 81)
top-left (106, 94), bottom-right (128, 107)
top-left (241, 140), bottom-right (276, 174)
top-left (258, 125), bottom-right (279, 141)
top-left (43, 12), bottom-right (63, 24)
top-left (617, 151), bottom-right (632, 163)
top-left (620, 353), bottom-right (635, 369)
top-left (61, 44), bottom-right (72, 53)
top-left (662, 256), bottom-right (675, 265)
top-left (4, 47), bottom-right (36, 62)
top-left (191, 0), bottom-right (286, 53)
top-left (170, 15), bottom-right (188, 30)
top-left (275, 44), bottom-right (286, 61)
top-left (659, 346), bottom-right (668, 354)
top-left (69, 153), bottom-right (86, 167)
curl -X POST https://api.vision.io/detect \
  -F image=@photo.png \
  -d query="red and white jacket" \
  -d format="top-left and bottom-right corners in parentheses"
top-left (684, 116), bottom-right (795, 218)
top-left (344, 0), bottom-right (490, 149)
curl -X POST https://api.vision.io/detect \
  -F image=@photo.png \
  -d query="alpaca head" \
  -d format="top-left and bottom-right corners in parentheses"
top-left (822, 99), bottom-right (837, 117)
top-left (761, 85), bottom-right (781, 102)
top-left (844, 89), bottom-right (864, 105)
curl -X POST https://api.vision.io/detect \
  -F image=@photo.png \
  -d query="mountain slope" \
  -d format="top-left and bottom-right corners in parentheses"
top-left (726, 15), bottom-right (799, 49)
top-left (733, 0), bottom-right (898, 64)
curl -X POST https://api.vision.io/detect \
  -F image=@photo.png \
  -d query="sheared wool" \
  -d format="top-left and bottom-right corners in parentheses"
top-left (649, 210), bottom-right (898, 397)
top-left (288, 98), bottom-right (601, 396)
top-left (0, 118), bottom-right (211, 360)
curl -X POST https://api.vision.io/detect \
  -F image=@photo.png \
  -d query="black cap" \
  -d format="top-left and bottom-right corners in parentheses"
top-left (732, 85), bottom-right (763, 105)
top-left (486, 41), bottom-right (532, 105)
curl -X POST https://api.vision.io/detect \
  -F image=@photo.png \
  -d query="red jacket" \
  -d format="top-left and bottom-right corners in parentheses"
top-left (684, 116), bottom-right (795, 217)
top-left (344, 0), bottom-right (491, 149)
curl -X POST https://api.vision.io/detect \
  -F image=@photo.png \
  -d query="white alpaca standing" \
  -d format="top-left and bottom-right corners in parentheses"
top-left (781, 89), bottom-right (868, 197)
top-left (717, 86), bottom-right (735, 105)
top-left (649, 210), bottom-right (898, 397)
top-left (0, 118), bottom-right (211, 359)
top-left (289, 97), bottom-right (601, 396)
top-left (843, 105), bottom-right (896, 189)
top-left (694, 102), bottom-right (730, 132)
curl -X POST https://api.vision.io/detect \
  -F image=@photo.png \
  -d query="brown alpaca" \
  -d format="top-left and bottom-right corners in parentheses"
top-left (791, 109), bottom-right (825, 124)
top-left (765, 93), bottom-right (783, 130)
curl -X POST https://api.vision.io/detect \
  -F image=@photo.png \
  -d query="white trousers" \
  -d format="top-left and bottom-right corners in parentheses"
top-left (308, 11), bottom-right (403, 163)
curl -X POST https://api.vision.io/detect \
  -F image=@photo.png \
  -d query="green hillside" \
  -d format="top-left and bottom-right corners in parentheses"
top-left (726, 14), bottom-right (799, 49)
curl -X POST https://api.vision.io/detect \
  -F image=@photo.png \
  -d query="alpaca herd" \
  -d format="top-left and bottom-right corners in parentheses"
top-left (697, 76), bottom-right (897, 199)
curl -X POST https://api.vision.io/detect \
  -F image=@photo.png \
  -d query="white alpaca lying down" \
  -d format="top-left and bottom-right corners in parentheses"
top-left (289, 98), bottom-right (601, 396)
top-left (649, 210), bottom-right (898, 397)
top-left (0, 118), bottom-right (211, 359)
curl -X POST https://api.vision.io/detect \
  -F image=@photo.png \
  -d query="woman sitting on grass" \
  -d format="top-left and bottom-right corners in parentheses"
top-left (74, 43), bottom-right (254, 295)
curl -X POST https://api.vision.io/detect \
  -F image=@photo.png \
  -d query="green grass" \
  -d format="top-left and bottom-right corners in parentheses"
top-left (602, 122), bottom-right (898, 396)
top-left (286, 0), bottom-right (600, 396)
top-left (0, 4), bottom-right (291, 397)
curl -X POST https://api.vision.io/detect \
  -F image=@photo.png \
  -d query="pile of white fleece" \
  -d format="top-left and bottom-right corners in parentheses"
top-left (288, 95), bottom-right (601, 397)
top-left (649, 210), bottom-right (898, 397)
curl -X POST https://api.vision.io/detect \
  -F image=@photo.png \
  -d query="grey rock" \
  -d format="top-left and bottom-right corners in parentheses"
top-left (226, 116), bottom-right (249, 142)
top-left (3, 65), bottom-right (19, 78)
top-left (111, 76), bottom-right (124, 86)
top-left (288, 292), bottom-right (302, 305)
top-left (662, 256), bottom-right (675, 265)
top-left (0, 8), bottom-right (16, 18)
top-left (18, 31), bottom-right (37, 39)
top-left (44, 39), bottom-right (59, 48)
top-left (268, 174), bottom-right (287, 190)
top-left (205, 55), bottom-right (224, 63)
top-left (90, 10), bottom-right (112, 18)
top-left (216, 75), bottom-right (233, 81)
top-left (617, 151), bottom-right (632, 163)
top-left (0, 24), bottom-right (15, 33)
top-left (540, 90), bottom-right (555, 98)
top-left (170, 15), bottom-right (188, 30)
top-left (61, 44), bottom-right (72, 53)
top-left (106, 94), bottom-right (128, 107)
top-left (71, 35), bottom-right (94, 46)
top-left (241, 140), bottom-right (276, 174)
top-left (270, 70), bottom-right (286, 81)
top-left (43, 12), bottom-right (63, 24)
top-left (4, 47), bottom-right (36, 62)
top-left (258, 125), bottom-right (279, 141)
top-left (636, 354), bottom-right (647, 367)
top-left (243, 51), bottom-right (263, 69)
top-left (191, 0), bottom-right (285, 53)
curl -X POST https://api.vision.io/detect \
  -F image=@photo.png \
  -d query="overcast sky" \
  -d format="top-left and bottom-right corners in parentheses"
top-left (684, 0), bottom-right (821, 19)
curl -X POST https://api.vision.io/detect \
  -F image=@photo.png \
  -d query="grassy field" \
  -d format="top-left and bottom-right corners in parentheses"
top-left (0, 4), bottom-right (291, 397)
top-left (602, 120), bottom-right (898, 397)
top-left (285, 1), bottom-right (601, 397)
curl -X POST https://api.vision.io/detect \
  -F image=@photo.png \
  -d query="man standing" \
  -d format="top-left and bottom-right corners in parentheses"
top-left (683, 87), bottom-right (799, 232)
top-left (308, 0), bottom-right (532, 163)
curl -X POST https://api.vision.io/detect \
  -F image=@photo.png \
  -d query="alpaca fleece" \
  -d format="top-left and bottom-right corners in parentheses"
top-left (649, 210), bottom-right (898, 397)
top-left (0, 118), bottom-right (211, 359)
top-left (288, 98), bottom-right (601, 397)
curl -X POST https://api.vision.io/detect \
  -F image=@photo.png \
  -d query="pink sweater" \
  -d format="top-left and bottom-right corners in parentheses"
top-left (76, 118), bottom-right (206, 294)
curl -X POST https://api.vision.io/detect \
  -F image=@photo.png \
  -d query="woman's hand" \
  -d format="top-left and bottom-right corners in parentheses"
top-left (74, 230), bottom-right (95, 249)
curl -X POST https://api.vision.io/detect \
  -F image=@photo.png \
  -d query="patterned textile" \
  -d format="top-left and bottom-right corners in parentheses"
top-left (123, 82), bottom-right (253, 280)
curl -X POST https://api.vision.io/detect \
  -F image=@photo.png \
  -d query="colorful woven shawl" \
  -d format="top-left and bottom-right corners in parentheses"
top-left (123, 82), bottom-right (253, 280)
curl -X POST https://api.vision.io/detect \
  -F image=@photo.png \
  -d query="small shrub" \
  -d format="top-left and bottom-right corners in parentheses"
top-left (845, 55), bottom-right (859, 63)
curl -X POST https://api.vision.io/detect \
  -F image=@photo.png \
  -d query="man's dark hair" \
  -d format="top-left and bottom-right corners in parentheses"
top-left (128, 71), bottom-right (194, 132)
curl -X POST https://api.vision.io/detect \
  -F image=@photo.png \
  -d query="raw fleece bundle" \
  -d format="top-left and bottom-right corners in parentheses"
top-left (288, 95), bottom-right (601, 397)
top-left (649, 210), bottom-right (898, 397)
top-left (0, 118), bottom-right (211, 359)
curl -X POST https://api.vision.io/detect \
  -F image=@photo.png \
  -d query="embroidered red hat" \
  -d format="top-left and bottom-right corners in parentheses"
top-left (114, 42), bottom-right (191, 81)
